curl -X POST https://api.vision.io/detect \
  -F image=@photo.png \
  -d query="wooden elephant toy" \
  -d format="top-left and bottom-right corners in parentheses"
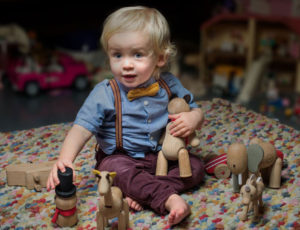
top-left (227, 143), bottom-right (249, 193)
top-left (156, 95), bottom-right (200, 177)
top-left (227, 138), bottom-right (282, 193)
top-left (249, 138), bottom-right (283, 189)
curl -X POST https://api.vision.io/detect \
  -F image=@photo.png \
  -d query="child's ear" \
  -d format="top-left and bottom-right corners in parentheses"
top-left (156, 54), bottom-right (167, 67)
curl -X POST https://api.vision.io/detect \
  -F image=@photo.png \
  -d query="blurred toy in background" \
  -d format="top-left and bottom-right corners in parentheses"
top-left (294, 96), bottom-right (300, 117)
top-left (258, 76), bottom-right (295, 119)
top-left (0, 24), bottom-right (31, 90)
top-left (266, 79), bottom-right (278, 102)
top-left (212, 64), bottom-right (244, 98)
top-left (4, 51), bottom-right (91, 96)
top-left (0, 24), bottom-right (30, 54)
top-left (0, 26), bottom-right (95, 96)
top-left (53, 30), bottom-right (109, 86)
top-left (0, 40), bottom-right (6, 90)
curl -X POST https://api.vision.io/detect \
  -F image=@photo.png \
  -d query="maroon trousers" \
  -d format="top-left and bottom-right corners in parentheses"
top-left (95, 150), bottom-right (205, 215)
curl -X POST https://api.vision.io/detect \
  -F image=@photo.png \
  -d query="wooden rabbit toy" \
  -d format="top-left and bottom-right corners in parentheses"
top-left (156, 95), bottom-right (200, 177)
top-left (93, 170), bottom-right (129, 230)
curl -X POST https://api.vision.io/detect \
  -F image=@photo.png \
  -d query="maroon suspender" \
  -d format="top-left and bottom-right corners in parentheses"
top-left (109, 79), bottom-right (123, 151)
top-left (109, 78), bottom-right (171, 150)
top-left (158, 78), bottom-right (172, 99)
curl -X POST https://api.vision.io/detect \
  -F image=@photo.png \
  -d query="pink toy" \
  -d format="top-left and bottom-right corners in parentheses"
top-left (5, 52), bottom-right (91, 96)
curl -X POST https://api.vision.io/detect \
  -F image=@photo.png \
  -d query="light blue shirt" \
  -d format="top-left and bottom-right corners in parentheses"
top-left (74, 72), bottom-right (198, 158)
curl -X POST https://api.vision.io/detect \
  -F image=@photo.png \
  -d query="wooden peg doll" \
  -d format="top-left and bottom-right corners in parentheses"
top-left (52, 167), bottom-right (78, 227)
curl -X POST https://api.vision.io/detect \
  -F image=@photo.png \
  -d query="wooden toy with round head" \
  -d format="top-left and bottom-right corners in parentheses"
top-left (156, 95), bottom-right (200, 177)
top-left (227, 143), bottom-right (248, 193)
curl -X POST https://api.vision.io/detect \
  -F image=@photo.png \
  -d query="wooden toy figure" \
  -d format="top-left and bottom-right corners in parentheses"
top-left (227, 143), bottom-right (248, 193)
top-left (239, 174), bottom-right (264, 221)
top-left (204, 153), bottom-right (231, 179)
top-left (156, 96), bottom-right (200, 177)
top-left (249, 138), bottom-right (283, 188)
top-left (93, 170), bottom-right (129, 230)
top-left (52, 167), bottom-right (78, 227)
top-left (6, 161), bottom-right (56, 192)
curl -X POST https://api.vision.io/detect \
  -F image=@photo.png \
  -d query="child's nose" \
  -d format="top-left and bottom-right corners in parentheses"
top-left (123, 58), bottom-right (134, 70)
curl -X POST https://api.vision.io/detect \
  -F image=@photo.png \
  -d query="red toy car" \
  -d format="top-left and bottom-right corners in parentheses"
top-left (5, 52), bottom-right (91, 96)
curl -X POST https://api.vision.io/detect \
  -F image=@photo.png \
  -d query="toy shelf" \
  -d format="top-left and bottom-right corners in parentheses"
top-left (200, 13), bottom-right (300, 94)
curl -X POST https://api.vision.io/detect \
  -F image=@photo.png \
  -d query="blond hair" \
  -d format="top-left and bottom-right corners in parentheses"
top-left (100, 6), bottom-right (176, 79)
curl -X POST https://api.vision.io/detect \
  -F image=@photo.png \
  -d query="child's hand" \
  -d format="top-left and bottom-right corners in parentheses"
top-left (168, 108), bottom-right (203, 138)
top-left (46, 159), bottom-right (74, 191)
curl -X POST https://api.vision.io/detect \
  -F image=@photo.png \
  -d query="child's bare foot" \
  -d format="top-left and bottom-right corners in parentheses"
top-left (126, 197), bottom-right (143, 211)
top-left (165, 194), bottom-right (190, 226)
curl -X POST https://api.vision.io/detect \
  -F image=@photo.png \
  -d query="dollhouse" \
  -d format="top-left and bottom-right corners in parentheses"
top-left (199, 13), bottom-right (300, 96)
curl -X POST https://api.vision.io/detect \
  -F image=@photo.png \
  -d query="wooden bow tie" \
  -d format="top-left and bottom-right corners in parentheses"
top-left (127, 82), bottom-right (160, 101)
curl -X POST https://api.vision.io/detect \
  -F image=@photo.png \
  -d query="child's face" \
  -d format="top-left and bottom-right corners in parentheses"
top-left (107, 31), bottom-right (166, 89)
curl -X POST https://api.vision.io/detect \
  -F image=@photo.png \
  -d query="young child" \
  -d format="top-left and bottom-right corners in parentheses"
top-left (47, 6), bottom-right (205, 226)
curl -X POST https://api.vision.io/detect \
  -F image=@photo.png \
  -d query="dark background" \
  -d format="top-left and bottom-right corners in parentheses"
top-left (1, 1), bottom-right (299, 131)
top-left (0, 1), bottom-right (216, 51)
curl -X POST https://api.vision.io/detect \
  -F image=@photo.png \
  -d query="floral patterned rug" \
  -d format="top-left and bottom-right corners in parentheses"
top-left (0, 98), bottom-right (299, 230)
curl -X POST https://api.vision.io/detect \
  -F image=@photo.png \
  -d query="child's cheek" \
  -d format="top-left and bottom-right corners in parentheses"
top-left (110, 62), bottom-right (120, 75)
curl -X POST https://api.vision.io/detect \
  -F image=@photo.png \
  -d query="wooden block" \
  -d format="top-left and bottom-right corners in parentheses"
top-left (6, 163), bottom-right (32, 186)
top-left (6, 161), bottom-right (56, 191)
top-left (26, 162), bottom-right (55, 190)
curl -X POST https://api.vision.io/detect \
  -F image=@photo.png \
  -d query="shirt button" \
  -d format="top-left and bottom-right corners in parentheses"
top-left (144, 100), bottom-right (149, 106)
top-left (148, 119), bottom-right (151, 123)
top-left (150, 136), bottom-right (154, 140)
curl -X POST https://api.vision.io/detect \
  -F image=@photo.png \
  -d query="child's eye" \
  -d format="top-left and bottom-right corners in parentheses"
top-left (135, 53), bottom-right (143, 58)
top-left (113, 53), bottom-right (122, 58)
